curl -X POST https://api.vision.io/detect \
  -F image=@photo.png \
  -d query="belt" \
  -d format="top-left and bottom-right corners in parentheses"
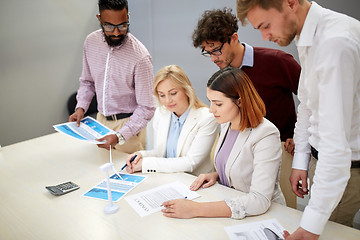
top-left (352, 161), bottom-right (360, 168)
top-left (105, 113), bottom-right (132, 121)
top-left (310, 145), bottom-right (360, 168)
top-left (310, 146), bottom-right (318, 160)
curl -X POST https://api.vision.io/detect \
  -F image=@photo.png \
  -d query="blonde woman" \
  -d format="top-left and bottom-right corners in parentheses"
top-left (125, 65), bottom-right (218, 175)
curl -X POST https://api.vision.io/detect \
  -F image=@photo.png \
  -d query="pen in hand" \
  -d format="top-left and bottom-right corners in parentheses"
top-left (121, 154), bottom-right (137, 171)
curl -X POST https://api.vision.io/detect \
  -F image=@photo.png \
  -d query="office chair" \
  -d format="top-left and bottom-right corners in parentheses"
top-left (67, 92), bottom-right (98, 117)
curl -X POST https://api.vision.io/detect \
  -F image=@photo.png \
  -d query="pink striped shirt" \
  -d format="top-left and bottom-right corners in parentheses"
top-left (76, 30), bottom-right (156, 140)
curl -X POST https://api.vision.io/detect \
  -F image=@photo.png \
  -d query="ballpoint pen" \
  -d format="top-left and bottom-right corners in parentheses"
top-left (120, 154), bottom-right (137, 171)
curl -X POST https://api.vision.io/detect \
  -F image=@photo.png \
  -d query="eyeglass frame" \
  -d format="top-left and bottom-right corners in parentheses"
top-left (98, 15), bottom-right (130, 33)
top-left (201, 42), bottom-right (225, 57)
top-left (101, 21), bottom-right (130, 32)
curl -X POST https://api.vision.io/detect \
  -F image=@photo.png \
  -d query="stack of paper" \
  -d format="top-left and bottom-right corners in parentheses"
top-left (53, 116), bottom-right (115, 144)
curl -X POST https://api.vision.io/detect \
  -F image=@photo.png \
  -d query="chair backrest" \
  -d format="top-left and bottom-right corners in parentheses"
top-left (67, 92), bottom-right (97, 116)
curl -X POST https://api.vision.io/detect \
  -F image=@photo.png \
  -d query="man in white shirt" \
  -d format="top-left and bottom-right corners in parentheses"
top-left (236, 0), bottom-right (360, 239)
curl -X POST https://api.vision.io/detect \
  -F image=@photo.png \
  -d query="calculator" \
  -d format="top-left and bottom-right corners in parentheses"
top-left (46, 181), bottom-right (80, 196)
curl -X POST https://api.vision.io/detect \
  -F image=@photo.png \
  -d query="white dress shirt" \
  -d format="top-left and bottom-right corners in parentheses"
top-left (293, 2), bottom-right (360, 234)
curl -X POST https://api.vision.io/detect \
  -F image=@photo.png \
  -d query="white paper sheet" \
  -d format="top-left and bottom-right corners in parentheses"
top-left (53, 116), bottom-right (115, 144)
top-left (83, 173), bottom-right (147, 202)
top-left (225, 219), bottom-right (285, 240)
top-left (125, 181), bottom-right (200, 217)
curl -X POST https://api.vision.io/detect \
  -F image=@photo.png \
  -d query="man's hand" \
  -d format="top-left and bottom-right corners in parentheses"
top-left (284, 227), bottom-right (320, 240)
top-left (284, 138), bottom-right (295, 155)
top-left (69, 108), bottom-right (85, 127)
top-left (97, 134), bottom-right (118, 150)
top-left (289, 169), bottom-right (309, 198)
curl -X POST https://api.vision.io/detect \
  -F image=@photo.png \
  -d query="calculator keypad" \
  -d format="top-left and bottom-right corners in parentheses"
top-left (46, 181), bottom-right (79, 196)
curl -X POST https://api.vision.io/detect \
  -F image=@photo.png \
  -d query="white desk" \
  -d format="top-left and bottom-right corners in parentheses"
top-left (1, 133), bottom-right (359, 240)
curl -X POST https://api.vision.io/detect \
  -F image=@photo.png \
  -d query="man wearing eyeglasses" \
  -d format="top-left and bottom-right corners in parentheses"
top-left (192, 8), bottom-right (301, 209)
top-left (69, 0), bottom-right (155, 153)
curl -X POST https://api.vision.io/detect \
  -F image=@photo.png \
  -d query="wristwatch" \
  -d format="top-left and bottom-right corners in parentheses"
top-left (115, 132), bottom-right (125, 145)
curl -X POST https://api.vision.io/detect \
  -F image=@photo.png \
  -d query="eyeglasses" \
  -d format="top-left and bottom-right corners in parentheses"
top-left (101, 21), bottom-right (130, 32)
top-left (201, 42), bottom-right (225, 57)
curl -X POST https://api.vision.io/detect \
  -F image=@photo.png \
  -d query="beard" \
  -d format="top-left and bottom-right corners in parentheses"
top-left (102, 28), bottom-right (129, 47)
top-left (216, 52), bottom-right (235, 69)
top-left (277, 30), bottom-right (297, 46)
top-left (275, 18), bottom-right (297, 46)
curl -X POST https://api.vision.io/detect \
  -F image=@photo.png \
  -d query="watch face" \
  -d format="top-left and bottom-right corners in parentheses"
top-left (118, 138), bottom-right (125, 145)
top-left (117, 133), bottom-right (125, 145)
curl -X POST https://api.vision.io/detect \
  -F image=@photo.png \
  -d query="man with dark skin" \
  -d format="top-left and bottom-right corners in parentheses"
top-left (69, 0), bottom-right (155, 153)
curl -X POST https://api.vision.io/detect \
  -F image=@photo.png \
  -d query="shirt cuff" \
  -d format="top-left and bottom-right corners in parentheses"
top-left (141, 158), bottom-right (158, 173)
top-left (141, 158), bottom-right (149, 173)
top-left (300, 206), bottom-right (330, 235)
top-left (75, 103), bottom-right (88, 114)
top-left (292, 152), bottom-right (311, 170)
top-left (224, 198), bottom-right (246, 220)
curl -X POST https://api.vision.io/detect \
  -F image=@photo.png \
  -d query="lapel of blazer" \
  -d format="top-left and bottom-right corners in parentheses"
top-left (215, 122), bottom-right (252, 183)
top-left (157, 108), bottom-right (172, 156)
top-left (214, 122), bottom-right (230, 163)
top-left (176, 107), bottom-right (197, 156)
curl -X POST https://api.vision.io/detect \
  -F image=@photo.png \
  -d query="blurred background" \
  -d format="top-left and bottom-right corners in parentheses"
top-left (0, 0), bottom-right (358, 147)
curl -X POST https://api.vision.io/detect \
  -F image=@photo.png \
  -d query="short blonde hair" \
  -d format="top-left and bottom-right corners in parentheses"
top-left (153, 65), bottom-right (206, 109)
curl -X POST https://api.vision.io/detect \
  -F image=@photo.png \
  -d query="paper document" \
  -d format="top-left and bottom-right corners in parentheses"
top-left (53, 116), bottom-right (115, 144)
top-left (125, 181), bottom-right (200, 217)
top-left (225, 219), bottom-right (285, 240)
top-left (83, 173), bottom-right (146, 202)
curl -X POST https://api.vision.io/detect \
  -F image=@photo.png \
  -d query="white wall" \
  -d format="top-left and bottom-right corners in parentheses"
top-left (0, 0), bottom-right (99, 146)
top-left (0, 0), bottom-right (358, 146)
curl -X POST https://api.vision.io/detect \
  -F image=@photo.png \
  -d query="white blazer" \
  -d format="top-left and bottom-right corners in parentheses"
top-left (214, 118), bottom-right (285, 219)
top-left (139, 106), bottom-right (218, 176)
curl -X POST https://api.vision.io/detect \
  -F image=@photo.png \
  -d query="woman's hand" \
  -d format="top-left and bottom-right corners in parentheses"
top-left (161, 199), bottom-right (198, 219)
top-left (190, 172), bottom-right (219, 191)
top-left (125, 152), bottom-right (143, 173)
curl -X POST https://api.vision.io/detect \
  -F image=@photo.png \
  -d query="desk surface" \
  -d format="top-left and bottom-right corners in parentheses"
top-left (1, 133), bottom-right (359, 240)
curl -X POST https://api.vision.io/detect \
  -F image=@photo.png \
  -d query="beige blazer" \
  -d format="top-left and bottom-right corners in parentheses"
top-left (140, 106), bottom-right (218, 176)
top-left (214, 118), bottom-right (285, 218)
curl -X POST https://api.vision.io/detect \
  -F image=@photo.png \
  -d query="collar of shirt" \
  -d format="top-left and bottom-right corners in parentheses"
top-left (296, 2), bottom-right (322, 47)
top-left (240, 42), bottom-right (254, 68)
top-left (171, 107), bottom-right (191, 126)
